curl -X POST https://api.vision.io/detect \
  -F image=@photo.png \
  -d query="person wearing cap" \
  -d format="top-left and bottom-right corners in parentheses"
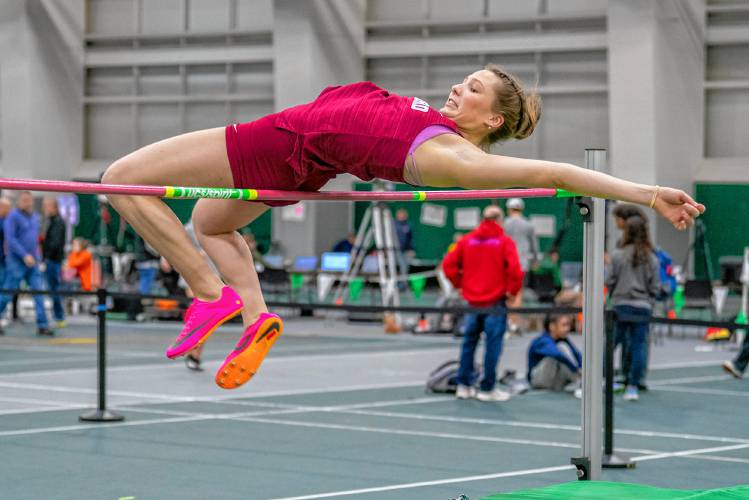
top-left (503, 197), bottom-right (538, 334)
top-left (503, 198), bottom-right (538, 272)
top-left (442, 205), bottom-right (523, 402)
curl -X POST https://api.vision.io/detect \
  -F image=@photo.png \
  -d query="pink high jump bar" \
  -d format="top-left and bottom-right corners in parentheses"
top-left (0, 177), bottom-right (573, 202)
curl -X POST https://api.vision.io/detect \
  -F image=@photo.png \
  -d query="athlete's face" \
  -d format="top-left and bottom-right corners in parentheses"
top-left (440, 70), bottom-right (504, 132)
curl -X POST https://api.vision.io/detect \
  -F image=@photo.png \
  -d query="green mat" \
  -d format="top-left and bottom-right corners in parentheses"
top-left (482, 482), bottom-right (749, 499)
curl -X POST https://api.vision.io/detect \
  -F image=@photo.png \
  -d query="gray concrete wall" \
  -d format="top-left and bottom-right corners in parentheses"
top-left (272, 0), bottom-right (364, 258)
top-left (0, 0), bottom-right (83, 188)
top-left (608, 0), bottom-right (704, 263)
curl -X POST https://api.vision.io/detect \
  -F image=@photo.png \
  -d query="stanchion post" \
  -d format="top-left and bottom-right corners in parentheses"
top-left (571, 149), bottom-right (605, 481)
top-left (79, 288), bottom-right (124, 422)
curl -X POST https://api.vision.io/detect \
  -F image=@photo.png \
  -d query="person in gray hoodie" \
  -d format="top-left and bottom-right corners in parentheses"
top-left (606, 216), bottom-right (660, 402)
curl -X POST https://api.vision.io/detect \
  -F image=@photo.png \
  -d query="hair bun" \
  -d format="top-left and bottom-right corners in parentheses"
top-left (514, 92), bottom-right (541, 140)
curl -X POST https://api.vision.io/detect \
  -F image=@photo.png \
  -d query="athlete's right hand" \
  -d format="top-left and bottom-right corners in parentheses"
top-left (23, 255), bottom-right (36, 267)
top-left (653, 187), bottom-right (705, 231)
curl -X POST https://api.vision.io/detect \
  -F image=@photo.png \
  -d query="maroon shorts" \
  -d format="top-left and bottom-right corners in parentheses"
top-left (225, 114), bottom-right (334, 207)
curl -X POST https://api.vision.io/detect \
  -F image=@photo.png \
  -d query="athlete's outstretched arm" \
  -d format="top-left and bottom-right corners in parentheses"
top-left (412, 135), bottom-right (705, 231)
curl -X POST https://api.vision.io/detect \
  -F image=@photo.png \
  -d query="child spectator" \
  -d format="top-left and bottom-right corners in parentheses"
top-left (66, 238), bottom-right (93, 291)
top-left (527, 314), bottom-right (582, 396)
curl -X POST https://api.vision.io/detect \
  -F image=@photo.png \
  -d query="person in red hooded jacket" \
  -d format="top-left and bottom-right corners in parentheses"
top-left (442, 205), bottom-right (523, 401)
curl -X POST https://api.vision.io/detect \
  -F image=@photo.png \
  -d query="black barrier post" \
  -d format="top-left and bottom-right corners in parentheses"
top-left (602, 310), bottom-right (634, 468)
top-left (79, 288), bottom-right (124, 423)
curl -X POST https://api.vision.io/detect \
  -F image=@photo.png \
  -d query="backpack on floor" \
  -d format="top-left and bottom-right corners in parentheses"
top-left (426, 360), bottom-right (460, 394)
top-left (426, 360), bottom-right (483, 394)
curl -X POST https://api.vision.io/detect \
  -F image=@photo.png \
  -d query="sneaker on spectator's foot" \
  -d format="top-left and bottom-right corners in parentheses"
top-left (623, 385), bottom-right (639, 401)
top-left (37, 327), bottom-right (54, 337)
top-left (476, 388), bottom-right (511, 402)
top-left (56, 320), bottom-right (66, 329)
top-left (455, 385), bottom-right (476, 400)
top-left (722, 360), bottom-right (744, 379)
top-left (165, 286), bottom-right (243, 359)
top-left (573, 388), bottom-right (583, 399)
top-left (185, 353), bottom-right (203, 372)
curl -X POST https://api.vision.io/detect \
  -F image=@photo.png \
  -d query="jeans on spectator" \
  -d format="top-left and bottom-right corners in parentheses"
top-left (44, 260), bottom-right (65, 322)
top-left (733, 331), bottom-right (749, 372)
top-left (0, 258), bottom-right (49, 328)
top-left (614, 305), bottom-right (651, 388)
top-left (138, 267), bottom-right (158, 295)
top-left (456, 302), bottom-right (507, 392)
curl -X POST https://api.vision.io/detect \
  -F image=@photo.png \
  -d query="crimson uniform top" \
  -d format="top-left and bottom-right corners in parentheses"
top-left (225, 82), bottom-right (459, 206)
top-left (441, 219), bottom-right (524, 307)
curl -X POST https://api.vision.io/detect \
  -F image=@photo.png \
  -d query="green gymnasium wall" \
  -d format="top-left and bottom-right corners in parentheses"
top-left (73, 194), bottom-right (272, 253)
top-left (694, 183), bottom-right (749, 280)
top-left (352, 184), bottom-right (583, 263)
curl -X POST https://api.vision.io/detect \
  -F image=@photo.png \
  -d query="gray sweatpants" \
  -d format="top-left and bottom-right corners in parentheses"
top-left (530, 357), bottom-right (578, 392)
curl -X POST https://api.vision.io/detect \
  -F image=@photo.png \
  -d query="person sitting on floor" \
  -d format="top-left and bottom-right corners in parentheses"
top-left (527, 314), bottom-right (582, 397)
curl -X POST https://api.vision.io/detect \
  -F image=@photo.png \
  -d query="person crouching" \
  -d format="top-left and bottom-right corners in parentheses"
top-left (527, 314), bottom-right (582, 397)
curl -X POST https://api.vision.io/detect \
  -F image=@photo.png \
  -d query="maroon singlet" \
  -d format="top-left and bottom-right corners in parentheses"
top-left (225, 81), bottom-right (459, 206)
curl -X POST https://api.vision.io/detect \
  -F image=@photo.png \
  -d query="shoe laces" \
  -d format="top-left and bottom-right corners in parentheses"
top-left (174, 299), bottom-right (200, 343)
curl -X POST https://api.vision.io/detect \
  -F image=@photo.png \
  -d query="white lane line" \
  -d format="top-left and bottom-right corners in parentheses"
top-left (686, 454), bottom-right (749, 465)
top-left (0, 395), bottom-right (88, 407)
top-left (0, 379), bottom-right (426, 403)
top-left (648, 359), bottom-right (731, 370)
top-left (0, 380), bottom-right (428, 417)
top-left (0, 405), bottom-right (89, 416)
top-left (0, 347), bottom-right (455, 379)
top-left (315, 408), bottom-right (749, 445)
top-left (633, 442), bottom-right (749, 462)
top-left (0, 356), bottom-right (95, 367)
top-left (651, 385), bottom-right (749, 398)
top-left (231, 416), bottom-right (584, 450)
top-left (0, 415), bottom-right (208, 438)
top-left (267, 465), bottom-right (575, 500)
top-left (649, 375), bottom-right (732, 386)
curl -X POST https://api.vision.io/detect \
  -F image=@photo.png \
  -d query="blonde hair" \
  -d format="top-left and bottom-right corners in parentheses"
top-left (483, 64), bottom-right (542, 146)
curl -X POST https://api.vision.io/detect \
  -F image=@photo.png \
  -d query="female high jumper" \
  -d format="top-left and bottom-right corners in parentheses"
top-left (102, 64), bottom-right (705, 390)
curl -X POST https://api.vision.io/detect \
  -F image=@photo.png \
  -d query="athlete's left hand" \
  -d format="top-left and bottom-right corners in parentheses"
top-left (653, 187), bottom-right (705, 231)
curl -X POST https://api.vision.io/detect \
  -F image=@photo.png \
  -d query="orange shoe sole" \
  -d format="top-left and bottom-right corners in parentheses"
top-left (215, 316), bottom-right (283, 390)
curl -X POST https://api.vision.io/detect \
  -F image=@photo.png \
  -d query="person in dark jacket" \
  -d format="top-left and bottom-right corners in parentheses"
top-left (606, 215), bottom-right (661, 402)
top-left (0, 192), bottom-right (51, 336)
top-left (527, 314), bottom-right (582, 396)
top-left (0, 198), bottom-right (12, 287)
top-left (42, 197), bottom-right (66, 327)
top-left (394, 208), bottom-right (414, 288)
top-left (442, 205), bottom-right (523, 402)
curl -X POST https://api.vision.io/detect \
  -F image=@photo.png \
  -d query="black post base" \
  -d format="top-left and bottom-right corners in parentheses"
top-left (602, 453), bottom-right (636, 469)
top-left (79, 409), bottom-right (124, 422)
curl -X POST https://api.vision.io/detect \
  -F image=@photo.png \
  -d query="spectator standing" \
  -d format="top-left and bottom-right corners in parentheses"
top-left (503, 198), bottom-right (538, 334)
top-left (0, 198), bottom-right (12, 287)
top-left (606, 216), bottom-right (661, 402)
top-left (66, 238), bottom-right (93, 291)
top-left (0, 192), bottom-right (52, 336)
top-left (504, 198), bottom-right (538, 272)
top-left (41, 197), bottom-right (66, 327)
top-left (134, 235), bottom-right (160, 295)
top-left (442, 205), bottom-right (523, 401)
top-left (722, 337), bottom-right (749, 380)
top-left (527, 314), bottom-right (582, 396)
top-left (394, 208), bottom-right (414, 285)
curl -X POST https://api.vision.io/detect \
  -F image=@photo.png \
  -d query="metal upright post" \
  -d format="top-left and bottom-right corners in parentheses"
top-left (571, 149), bottom-right (605, 480)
